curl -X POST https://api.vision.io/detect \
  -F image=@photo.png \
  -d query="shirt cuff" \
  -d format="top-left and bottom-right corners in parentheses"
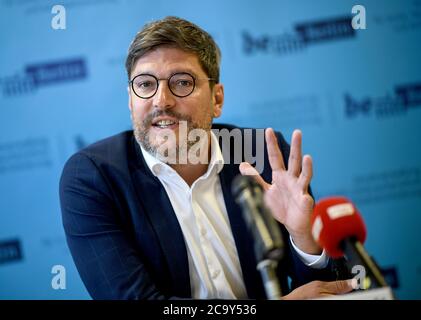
top-left (289, 235), bottom-right (329, 269)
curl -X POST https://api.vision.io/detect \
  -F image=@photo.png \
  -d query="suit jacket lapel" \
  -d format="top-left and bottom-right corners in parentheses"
top-left (130, 137), bottom-right (191, 298)
top-left (218, 137), bottom-right (266, 299)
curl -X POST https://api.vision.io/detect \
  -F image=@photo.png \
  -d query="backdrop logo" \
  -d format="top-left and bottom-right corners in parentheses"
top-left (0, 57), bottom-right (87, 97)
top-left (0, 238), bottom-right (23, 264)
top-left (345, 82), bottom-right (421, 119)
top-left (243, 15), bottom-right (355, 56)
top-left (295, 15), bottom-right (355, 43)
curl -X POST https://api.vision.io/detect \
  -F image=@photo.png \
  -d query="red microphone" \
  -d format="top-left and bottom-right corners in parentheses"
top-left (311, 196), bottom-right (366, 258)
top-left (311, 196), bottom-right (388, 289)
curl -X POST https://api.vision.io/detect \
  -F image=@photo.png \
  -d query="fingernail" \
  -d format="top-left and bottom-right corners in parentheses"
top-left (243, 168), bottom-right (258, 175)
top-left (239, 163), bottom-right (256, 176)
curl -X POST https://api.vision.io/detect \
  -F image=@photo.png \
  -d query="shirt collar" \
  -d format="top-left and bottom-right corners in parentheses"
top-left (140, 130), bottom-right (225, 178)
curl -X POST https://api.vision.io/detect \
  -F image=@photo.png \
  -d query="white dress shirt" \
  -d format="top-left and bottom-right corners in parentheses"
top-left (140, 131), bottom-right (328, 299)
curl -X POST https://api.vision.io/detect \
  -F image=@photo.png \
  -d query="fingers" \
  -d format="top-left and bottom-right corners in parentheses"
top-left (298, 155), bottom-right (313, 192)
top-left (288, 129), bottom-right (302, 177)
top-left (322, 280), bottom-right (355, 295)
top-left (265, 128), bottom-right (286, 172)
top-left (265, 128), bottom-right (313, 192)
top-left (239, 162), bottom-right (271, 191)
top-left (282, 279), bottom-right (354, 300)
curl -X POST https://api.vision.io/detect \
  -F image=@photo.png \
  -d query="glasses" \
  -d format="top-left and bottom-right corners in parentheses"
top-left (129, 72), bottom-right (215, 99)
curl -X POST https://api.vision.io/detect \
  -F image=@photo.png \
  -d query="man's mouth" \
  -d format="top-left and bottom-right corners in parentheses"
top-left (151, 118), bottom-right (180, 129)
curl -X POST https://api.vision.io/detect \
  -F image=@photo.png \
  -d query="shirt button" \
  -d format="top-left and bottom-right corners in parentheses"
top-left (200, 228), bottom-right (207, 236)
top-left (211, 270), bottom-right (220, 279)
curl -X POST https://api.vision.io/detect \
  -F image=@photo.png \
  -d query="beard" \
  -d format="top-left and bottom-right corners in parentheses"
top-left (132, 108), bottom-right (213, 164)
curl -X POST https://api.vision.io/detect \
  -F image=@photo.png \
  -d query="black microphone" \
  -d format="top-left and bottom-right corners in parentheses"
top-left (232, 175), bottom-right (284, 299)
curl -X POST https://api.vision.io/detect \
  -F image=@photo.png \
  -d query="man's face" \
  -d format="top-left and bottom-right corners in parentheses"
top-left (128, 46), bottom-right (224, 162)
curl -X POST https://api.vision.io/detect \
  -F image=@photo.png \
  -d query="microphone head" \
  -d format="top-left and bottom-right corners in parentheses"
top-left (311, 196), bottom-right (367, 258)
top-left (232, 175), bottom-right (257, 199)
top-left (232, 174), bottom-right (284, 261)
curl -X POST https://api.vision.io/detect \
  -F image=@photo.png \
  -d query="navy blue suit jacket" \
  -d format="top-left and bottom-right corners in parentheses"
top-left (59, 123), bottom-right (342, 299)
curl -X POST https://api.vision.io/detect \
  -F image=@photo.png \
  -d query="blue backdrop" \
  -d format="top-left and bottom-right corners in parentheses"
top-left (0, 0), bottom-right (420, 299)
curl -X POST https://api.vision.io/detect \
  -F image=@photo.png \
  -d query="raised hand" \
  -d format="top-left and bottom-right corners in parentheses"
top-left (239, 128), bottom-right (320, 254)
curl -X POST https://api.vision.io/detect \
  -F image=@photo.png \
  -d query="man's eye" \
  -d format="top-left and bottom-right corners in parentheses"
top-left (137, 81), bottom-right (153, 88)
top-left (176, 80), bottom-right (193, 87)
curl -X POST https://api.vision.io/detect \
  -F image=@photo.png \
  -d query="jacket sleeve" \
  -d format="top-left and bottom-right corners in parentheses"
top-left (59, 152), bottom-right (172, 300)
top-left (285, 233), bottom-right (351, 290)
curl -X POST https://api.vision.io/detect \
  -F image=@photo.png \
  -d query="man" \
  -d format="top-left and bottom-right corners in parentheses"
top-left (59, 16), bottom-right (352, 299)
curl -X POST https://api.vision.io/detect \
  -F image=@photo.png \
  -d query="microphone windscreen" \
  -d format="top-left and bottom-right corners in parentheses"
top-left (311, 196), bottom-right (366, 258)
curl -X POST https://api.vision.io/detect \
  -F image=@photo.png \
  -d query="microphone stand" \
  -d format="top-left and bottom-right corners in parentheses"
top-left (257, 258), bottom-right (282, 299)
top-left (341, 238), bottom-right (388, 288)
top-left (250, 190), bottom-right (284, 299)
top-left (232, 175), bottom-right (284, 299)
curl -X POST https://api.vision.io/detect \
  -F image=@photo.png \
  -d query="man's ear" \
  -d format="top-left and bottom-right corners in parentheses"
top-left (212, 83), bottom-right (224, 118)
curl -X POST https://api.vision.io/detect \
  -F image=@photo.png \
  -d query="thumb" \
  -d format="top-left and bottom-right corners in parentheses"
top-left (239, 162), bottom-right (271, 191)
top-left (239, 162), bottom-right (259, 176)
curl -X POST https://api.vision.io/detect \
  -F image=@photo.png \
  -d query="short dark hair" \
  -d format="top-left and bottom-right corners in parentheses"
top-left (125, 16), bottom-right (221, 84)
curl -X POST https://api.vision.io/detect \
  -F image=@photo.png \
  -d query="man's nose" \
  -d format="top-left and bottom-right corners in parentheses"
top-left (153, 81), bottom-right (176, 109)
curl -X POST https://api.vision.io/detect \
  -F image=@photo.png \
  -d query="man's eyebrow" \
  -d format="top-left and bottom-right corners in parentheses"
top-left (132, 69), bottom-right (199, 78)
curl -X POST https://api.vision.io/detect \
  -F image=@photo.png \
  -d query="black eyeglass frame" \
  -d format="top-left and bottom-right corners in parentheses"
top-left (129, 72), bottom-right (216, 99)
